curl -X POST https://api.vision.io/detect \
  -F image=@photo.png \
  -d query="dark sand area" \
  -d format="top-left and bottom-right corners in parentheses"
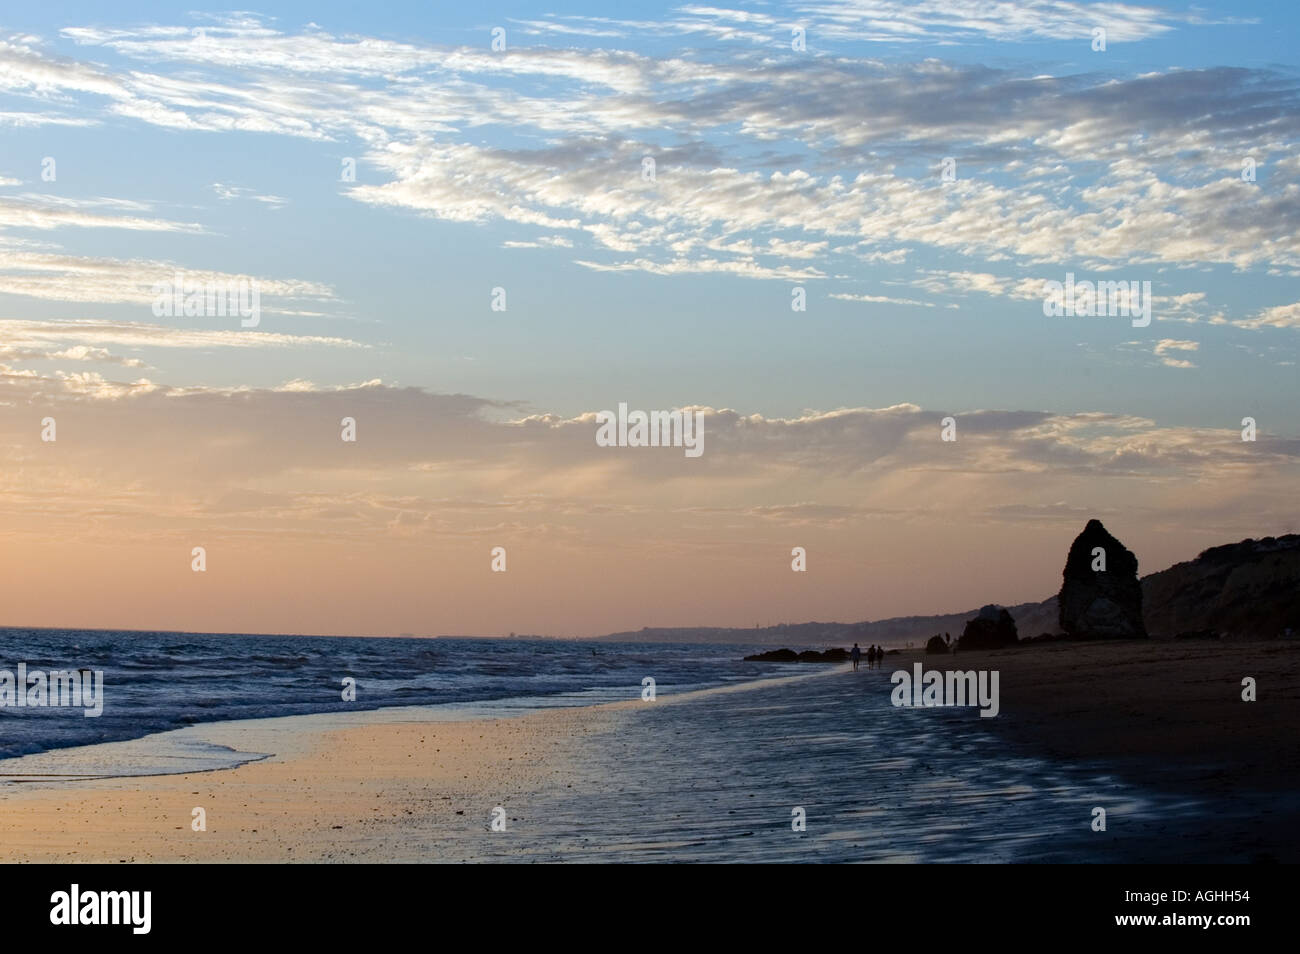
top-left (936, 639), bottom-right (1299, 793)
top-left (912, 638), bottom-right (1300, 862)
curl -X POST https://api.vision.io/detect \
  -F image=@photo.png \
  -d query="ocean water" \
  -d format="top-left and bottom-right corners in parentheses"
top-left (0, 628), bottom-right (795, 762)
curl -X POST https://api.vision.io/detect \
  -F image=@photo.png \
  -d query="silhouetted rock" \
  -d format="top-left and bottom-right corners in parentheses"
top-left (958, 604), bottom-right (1019, 650)
top-left (744, 648), bottom-right (798, 662)
top-left (743, 647), bottom-right (849, 662)
top-left (799, 647), bottom-right (850, 662)
top-left (925, 634), bottom-right (950, 654)
top-left (1059, 519), bottom-right (1147, 639)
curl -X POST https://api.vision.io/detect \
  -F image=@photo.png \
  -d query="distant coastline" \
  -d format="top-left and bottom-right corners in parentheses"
top-left (598, 530), bottom-right (1300, 647)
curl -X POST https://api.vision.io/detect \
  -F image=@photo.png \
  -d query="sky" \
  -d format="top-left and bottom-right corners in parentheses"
top-left (0, 0), bottom-right (1297, 637)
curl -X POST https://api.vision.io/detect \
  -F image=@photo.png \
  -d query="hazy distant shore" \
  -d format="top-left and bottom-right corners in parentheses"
top-left (0, 639), bottom-right (1294, 862)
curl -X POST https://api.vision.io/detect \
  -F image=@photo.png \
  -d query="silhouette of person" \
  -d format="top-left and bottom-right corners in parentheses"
top-left (851, 642), bottom-right (861, 671)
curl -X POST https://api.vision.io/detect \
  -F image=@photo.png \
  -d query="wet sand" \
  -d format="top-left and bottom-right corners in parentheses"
top-left (927, 638), bottom-right (1300, 798)
top-left (0, 640), bottom-right (1295, 862)
top-left (0, 703), bottom-right (600, 862)
top-left (931, 637), bottom-right (1300, 863)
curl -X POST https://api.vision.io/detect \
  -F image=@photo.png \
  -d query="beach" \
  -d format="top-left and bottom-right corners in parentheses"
top-left (1, 639), bottom-right (1296, 863)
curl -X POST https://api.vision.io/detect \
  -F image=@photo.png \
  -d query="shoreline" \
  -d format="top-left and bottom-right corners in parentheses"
top-left (0, 669), bottom-right (840, 862)
top-left (0, 666), bottom-right (836, 784)
top-left (0, 640), bottom-right (1295, 862)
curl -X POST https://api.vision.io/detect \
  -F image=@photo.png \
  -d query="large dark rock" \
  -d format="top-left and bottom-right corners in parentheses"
top-left (1058, 519), bottom-right (1147, 638)
top-left (744, 648), bottom-right (798, 662)
top-left (743, 647), bottom-right (849, 662)
top-left (925, 634), bottom-right (950, 654)
top-left (957, 604), bottom-right (1019, 650)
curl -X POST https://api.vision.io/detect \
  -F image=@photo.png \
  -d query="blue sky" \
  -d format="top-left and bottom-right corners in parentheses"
top-left (2, 1), bottom-right (1297, 422)
top-left (1, 1), bottom-right (1297, 634)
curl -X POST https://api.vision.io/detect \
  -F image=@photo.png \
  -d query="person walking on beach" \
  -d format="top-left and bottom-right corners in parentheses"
top-left (866, 645), bottom-right (876, 669)
top-left (851, 643), bottom-right (861, 671)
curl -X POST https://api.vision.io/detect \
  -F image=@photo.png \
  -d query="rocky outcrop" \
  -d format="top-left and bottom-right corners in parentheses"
top-left (743, 647), bottom-right (850, 662)
top-left (957, 605), bottom-right (1018, 650)
top-left (925, 634), bottom-right (950, 654)
top-left (1058, 519), bottom-right (1147, 639)
top-left (1142, 535), bottom-right (1300, 639)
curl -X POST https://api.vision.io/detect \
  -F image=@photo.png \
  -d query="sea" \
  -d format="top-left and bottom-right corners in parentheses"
top-left (0, 627), bottom-right (793, 762)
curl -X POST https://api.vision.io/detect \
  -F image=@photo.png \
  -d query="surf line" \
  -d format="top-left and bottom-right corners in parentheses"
top-left (890, 663), bottom-right (999, 718)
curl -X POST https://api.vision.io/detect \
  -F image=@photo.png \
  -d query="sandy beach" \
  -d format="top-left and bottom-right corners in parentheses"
top-left (1, 640), bottom-right (1296, 863)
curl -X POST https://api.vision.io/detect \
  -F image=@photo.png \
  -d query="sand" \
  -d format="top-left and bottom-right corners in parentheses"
top-left (0, 704), bottom-right (603, 862)
top-left (933, 638), bottom-right (1300, 796)
top-left (0, 671), bottom-right (830, 863)
top-left (0, 640), bottom-right (1295, 863)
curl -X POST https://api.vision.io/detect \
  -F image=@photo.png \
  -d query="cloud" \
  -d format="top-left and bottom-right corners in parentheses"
top-left (1, 371), bottom-right (1292, 633)
top-left (0, 111), bottom-right (96, 128)
top-left (0, 18), bottom-right (1294, 291)
top-left (520, 1), bottom-right (1227, 46)
top-left (1235, 302), bottom-right (1300, 330)
top-left (830, 292), bottom-right (950, 308)
top-left (911, 270), bottom-right (1048, 300)
top-left (574, 256), bottom-right (825, 280)
top-left (0, 319), bottom-right (367, 363)
top-left (0, 194), bottom-right (200, 233)
top-left (210, 182), bottom-right (287, 208)
top-left (0, 8), bottom-right (1292, 440)
top-left (3, 373), bottom-right (1292, 493)
top-left (0, 248), bottom-right (333, 309)
top-left (1154, 338), bottom-right (1199, 368)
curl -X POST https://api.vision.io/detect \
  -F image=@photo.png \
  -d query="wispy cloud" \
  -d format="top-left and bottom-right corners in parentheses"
top-left (830, 292), bottom-right (955, 308)
top-left (0, 18), bottom-right (1287, 297)
top-left (518, 1), bottom-right (1237, 46)
top-left (1154, 338), bottom-right (1199, 368)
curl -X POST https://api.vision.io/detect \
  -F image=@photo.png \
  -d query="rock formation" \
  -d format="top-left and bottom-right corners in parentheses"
top-left (743, 647), bottom-right (850, 663)
top-left (957, 605), bottom-right (1018, 650)
top-left (925, 634), bottom-right (950, 654)
top-left (1058, 519), bottom-right (1146, 638)
top-left (1142, 534), bottom-right (1300, 638)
